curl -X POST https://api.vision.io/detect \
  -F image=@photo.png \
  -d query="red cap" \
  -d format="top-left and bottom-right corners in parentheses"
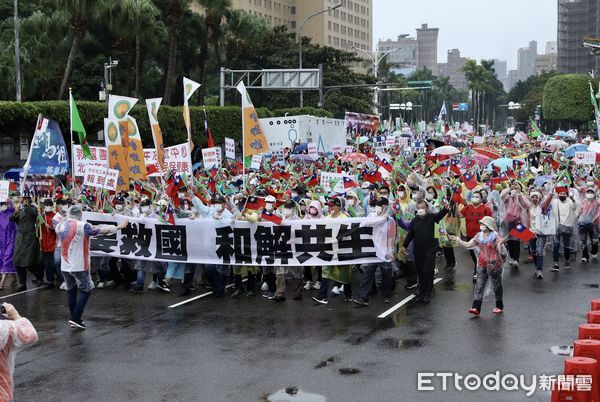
top-left (555, 187), bottom-right (568, 194)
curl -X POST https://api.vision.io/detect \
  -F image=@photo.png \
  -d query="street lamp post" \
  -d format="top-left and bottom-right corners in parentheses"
top-left (298, 3), bottom-right (341, 108)
top-left (352, 45), bottom-right (400, 115)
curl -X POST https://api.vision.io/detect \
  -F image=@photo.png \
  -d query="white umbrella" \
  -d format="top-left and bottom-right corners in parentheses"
top-left (543, 140), bottom-right (568, 151)
top-left (431, 145), bottom-right (460, 156)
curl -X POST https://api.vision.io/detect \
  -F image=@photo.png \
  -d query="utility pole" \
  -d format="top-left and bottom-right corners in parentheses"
top-left (14, 0), bottom-right (21, 102)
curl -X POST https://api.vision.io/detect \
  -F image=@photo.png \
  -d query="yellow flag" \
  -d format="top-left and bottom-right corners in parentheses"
top-left (236, 81), bottom-right (269, 158)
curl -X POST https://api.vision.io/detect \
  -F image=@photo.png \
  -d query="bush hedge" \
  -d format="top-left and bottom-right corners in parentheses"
top-left (0, 101), bottom-right (333, 148)
top-left (543, 74), bottom-right (598, 122)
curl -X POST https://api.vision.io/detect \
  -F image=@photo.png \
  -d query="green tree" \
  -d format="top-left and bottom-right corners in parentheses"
top-left (507, 71), bottom-right (561, 123)
top-left (543, 74), bottom-right (598, 126)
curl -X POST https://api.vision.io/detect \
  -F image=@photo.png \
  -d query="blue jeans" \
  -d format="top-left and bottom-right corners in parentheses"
top-left (42, 252), bottom-right (61, 284)
top-left (63, 271), bottom-right (94, 322)
top-left (553, 232), bottom-right (572, 263)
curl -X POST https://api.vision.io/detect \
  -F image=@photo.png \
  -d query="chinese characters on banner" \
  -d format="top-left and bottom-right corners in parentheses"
top-left (0, 181), bottom-right (9, 202)
top-left (73, 143), bottom-right (192, 178)
top-left (201, 147), bottom-right (222, 169)
top-left (104, 169), bottom-right (119, 191)
top-left (307, 143), bottom-right (318, 157)
top-left (83, 165), bottom-right (108, 189)
top-left (84, 212), bottom-right (388, 266)
top-left (250, 154), bottom-right (262, 170)
top-left (344, 112), bottom-right (380, 133)
top-left (23, 115), bottom-right (69, 176)
top-left (574, 151), bottom-right (596, 165)
top-left (224, 137), bottom-right (235, 160)
top-left (397, 137), bottom-right (410, 148)
top-left (386, 136), bottom-right (396, 148)
top-left (331, 145), bottom-right (342, 154)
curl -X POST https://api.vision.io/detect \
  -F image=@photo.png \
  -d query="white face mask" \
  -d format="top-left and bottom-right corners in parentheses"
top-left (115, 204), bottom-right (124, 211)
top-left (44, 206), bottom-right (53, 212)
top-left (178, 192), bottom-right (185, 199)
top-left (471, 197), bottom-right (481, 205)
top-left (411, 194), bottom-right (419, 201)
top-left (60, 205), bottom-right (68, 212)
top-left (416, 209), bottom-right (426, 216)
top-left (347, 199), bottom-right (356, 207)
top-left (0, 206), bottom-right (6, 212)
top-left (586, 193), bottom-right (595, 201)
top-left (141, 206), bottom-right (149, 214)
top-left (399, 191), bottom-right (406, 199)
top-left (587, 182), bottom-right (595, 187)
top-left (426, 193), bottom-right (435, 200)
top-left (283, 208), bottom-right (293, 217)
top-left (480, 225), bottom-right (488, 232)
top-left (265, 203), bottom-right (274, 212)
top-left (374, 206), bottom-right (384, 215)
top-left (215, 204), bottom-right (224, 213)
top-left (510, 190), bottom-right (517, 197)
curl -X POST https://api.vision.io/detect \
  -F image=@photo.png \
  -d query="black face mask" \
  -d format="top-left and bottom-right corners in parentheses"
top-left (559, 196), bottom-right (567, 201)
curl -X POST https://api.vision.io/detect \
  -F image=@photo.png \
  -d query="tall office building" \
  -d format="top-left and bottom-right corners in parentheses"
top-left (517, 40), bottom-right (537, 81)
top-left (437, 49), bottom-right (468, 90)
top-left (491, 59), bottom-right (508, 90)
top-left (416, 23), bottom-right (439, 74)
top-left (225, 0), bottom-right (373, 61)
top-left (534, 41), bottom-right (558, 74)
top-left (377, 35), bottom-right (418, 76)
top-left (557, 0), bottom-right (599, 74)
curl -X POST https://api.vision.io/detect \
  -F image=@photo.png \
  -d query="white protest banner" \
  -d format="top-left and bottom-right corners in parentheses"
top-left (85, 212), bottom-right (388, 266)
top-left (250, 154), bottom-right (262, 170)
top-left (331, 145), bottom-right (342, 154)
top-left (473, 136), bottom-right (485, 145)
top-left (397, 137), bottom-right (410, 148)
top-left (72, 145), bottom-right (108, 176)
top-left (307, 143), bottom-right (318, 157)
top-left (0, 181), bottom-right (9, 202)
top-left (202, 147), bottom-right (221, 169)
top-left (83, 165), bottom-right (108, 189)
top-left (320, 172), bottom-right (358, 192)
top-left (143, 143), bottom-right (192, 177)
top-left (225, 137), bottom-right (235, 160)
top-left (345, 146), bottom-right (354, 154)
top-left (386, 136), bottom-right (396, 148)
top-left (574, 151), bottom-right (596, 165)
top-left (104, 169), bottom-right (119, 191)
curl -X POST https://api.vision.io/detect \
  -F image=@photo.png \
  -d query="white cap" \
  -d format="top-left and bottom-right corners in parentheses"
top-left (265, 195), bottom-right (276, 203)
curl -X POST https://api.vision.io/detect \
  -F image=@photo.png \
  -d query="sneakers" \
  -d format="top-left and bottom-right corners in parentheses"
top-left (510, 260), bottom-right (519, 268)
top-left (339, 285), bottom-right (345, 293)
top-left (492, 307), bottom-right (503, 314)
top-left (59, 282), bottom-right (67, 291)
top-left (105, 280), bottom-right (115, 288)
top-left (312, 281), bottom-right (321, 290)
top-left (344, 298), bottom-right (354, 302)
top-left (353, 298), bottom-right (369, 307)
top-left (147, 281), bottom-right (157, 290)
top-left (262, 292), bottom-right (274, 299)
top-left (404, 282), bottom-right (417, 290)
top-left (582, 257), bottom-right (588, 263)
top-left (129, 287), bottom-right (142, 294)
top-left (434, 268), bottom-right (439, 276)
top-left (268, 295), bottom-right (286, 302)
top-left (472, 274), bottom-right (477, 283)
top-left (550, 263), bottom-right (559, 272)
top-left (303, 281), bottom-right (312, 290)
top-left (312, 296), bottom-right (328, 305)
top-left (68, 319), bottom-right (86, 330)
top-left (535, 270), bottom-right (543, 279)
top-left (231, 289), bottom-right (244, 299)
top-left (155, 281), bottom-right (171, 293)
top-left (260, 282), bottom-right (269, 291)
top-left (331, 285), bottom-right (341, 295)
top-left (565, 262), bottom-right (571, 269)
top-left (97, 282), bottom-right (106, 289)
top-left (468, 308), bottom-right (480, 316)
top-left (593, 254), bottom-right (598, 261)
top-left (444, 265), bottom-right (456, 272)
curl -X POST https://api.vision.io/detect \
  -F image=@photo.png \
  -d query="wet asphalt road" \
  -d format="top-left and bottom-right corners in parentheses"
top-left (7, 249), bottom-right (600, 402)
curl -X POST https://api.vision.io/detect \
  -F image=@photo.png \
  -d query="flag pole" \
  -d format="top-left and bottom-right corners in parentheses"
top-left (69, 87), bottom-right (75, 191)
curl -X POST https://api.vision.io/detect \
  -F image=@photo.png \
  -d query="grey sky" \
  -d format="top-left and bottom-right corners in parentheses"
top-left (373, 0), bottom-right (557, 70)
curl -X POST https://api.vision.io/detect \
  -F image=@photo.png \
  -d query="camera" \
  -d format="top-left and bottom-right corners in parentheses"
top-left (1, 306), bottom-right (5, 314)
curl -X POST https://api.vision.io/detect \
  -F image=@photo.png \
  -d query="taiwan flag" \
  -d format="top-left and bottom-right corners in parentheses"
top-left (245, 196), bottom-right (266, 211)
top-left (363, 170), bottom-right (382, 184)
top-left (378, 159), bottom-right (393, 178)
top-left (461, 172), bottom-right (478, 190)
top-left (343, 176), bottom-right (358, 189)
top-left (450, 160), bottom-right (463, 176)
top-left (261, 210), bottom-right (283, 225)
top-left (509, 224), bottom-right (536, 242)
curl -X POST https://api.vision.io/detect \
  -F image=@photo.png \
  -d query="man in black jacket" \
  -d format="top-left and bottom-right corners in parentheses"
top-left (401, 200), bottom-right (449, 304)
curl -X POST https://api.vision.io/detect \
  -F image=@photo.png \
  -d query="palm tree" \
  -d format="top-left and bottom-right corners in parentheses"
top-left (56, 0), bottom-right (100, 100)
top-left (161, 0), bottom-right (189, 104)
top-left (101, 0), bottom-right (163, 97)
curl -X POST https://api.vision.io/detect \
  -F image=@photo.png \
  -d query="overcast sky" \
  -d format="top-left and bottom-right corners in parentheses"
top-left (373, 0), bottom-right (557, 70)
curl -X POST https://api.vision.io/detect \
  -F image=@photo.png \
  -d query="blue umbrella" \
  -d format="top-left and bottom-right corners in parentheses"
top-left (486, 157), bottom-right (514, 172)
top-left (564, 143), bottom-right (588, 158)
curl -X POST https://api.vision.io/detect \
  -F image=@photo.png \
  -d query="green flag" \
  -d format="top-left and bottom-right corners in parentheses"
top-left (70, 91), bottom-right (92, 159)
top-left (528, 119), bottom-right (543, 138)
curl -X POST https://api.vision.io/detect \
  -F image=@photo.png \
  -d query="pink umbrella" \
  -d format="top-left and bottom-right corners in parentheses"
top-left (460, 153), bottom-right (492, 167)
top-left (341, 153), bottom-right (369, 164)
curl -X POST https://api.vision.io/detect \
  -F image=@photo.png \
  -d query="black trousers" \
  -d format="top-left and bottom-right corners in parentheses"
top-left (414, 248), bottom-right (436, 296)
top-left (442, 247), bottom-right (456, 267)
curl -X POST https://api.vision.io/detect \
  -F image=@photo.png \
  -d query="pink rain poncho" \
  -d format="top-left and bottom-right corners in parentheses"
top-left (0, 318), bottom-right (38, 401)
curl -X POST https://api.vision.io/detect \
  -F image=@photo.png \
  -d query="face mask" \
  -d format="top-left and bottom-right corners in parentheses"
top-left (416, 209), bottom-right (426, 216)
top-left (587, 182), bottom-right (595, 187)
top-left (471, 197), bottom-right (481, 205)
top-left (530, 197), bottom-right (539, 204)
top-left (411, 194), bottom-right (419, 201)
top-left (61, 205), bottom-right (68, 212)
top-left (361, 189), bottom-right (370, 196)
top-left (291, 192), bottom-right (298, 198)
top-left (141, 206), bottom-right (149, 214)
top-left (309, 208), bottom-right (318, 216)
top-left (426, 193), bottom-right (434, 200)
top-left (586, 193), bottom-right (595, 201)
top-left (480, 225), bottom-right (488, 232)
top-left (399, 191), bottom-right (406, 199)
top-left (44, 206), bottom-right (53, 212)
top-left (558, 196), bottom-right (567, 202)
top-left (0, 206), bottom-right (6, 212)
top-left (374, 206), bottom-right (384, 215)
top-left (178, 193), bottom-right (185, 199)
top-left (510, 190), bottom-right (517, 197)
top-left (265, 203), bottom-right (274, 212)
top-left (215, 204), bottom-right (224, 213)
top-left (283, 208), bottom-right (293, 216)
top-left (347, 199), bottom-right (356, 207)
top-left (115, 204), bottom-right (124, 211)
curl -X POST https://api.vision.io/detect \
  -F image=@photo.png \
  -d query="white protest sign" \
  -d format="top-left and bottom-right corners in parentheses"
top-left (331, 145), bottom-right (342, 154)
top-left (473, 136), bottom-right (485, 145)
top-left (104, 169), bottom-right (119, 191)
top-left (225, 137), bottom-right (235, 160)
top-left (320, 172), bottom-right (358, 193)
top-left (143, 143), bottom-right (192, 177)
top-left (574, 151), bottom-right (596, 165)
top-left (307, 143), bottom-right (318, 157)
top-left (386, 136), bottom-right (396, 148)
top-left (397, 137), bottom-right (410, 148)
top-left (250, 154), bottom-right (262, 170)
top-left (345, 146), bottom-right (354, 154)
top-left (0, 181), bottom-right (9, 202)
top-left (83, 165), bottom-right (108, 189)
top-left (202, 147), bottom-right (221, 169)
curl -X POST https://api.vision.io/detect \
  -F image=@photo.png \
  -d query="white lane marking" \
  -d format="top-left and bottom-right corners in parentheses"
top-left (168, 280), bottom-right (246, 308)
top-left (0, 286), bottom-right (44, 299)
top-left (377, 277), bottom-right (443, 319)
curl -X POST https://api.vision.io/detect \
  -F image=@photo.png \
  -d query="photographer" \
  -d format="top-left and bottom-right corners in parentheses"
top-left (0, 302), bottom-right (38, 402)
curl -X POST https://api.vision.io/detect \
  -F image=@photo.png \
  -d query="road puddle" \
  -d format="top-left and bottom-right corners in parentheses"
top-left (379, 337), bottom-right (423, 349)
top-left (265, 387), bottom-right (326, 402)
